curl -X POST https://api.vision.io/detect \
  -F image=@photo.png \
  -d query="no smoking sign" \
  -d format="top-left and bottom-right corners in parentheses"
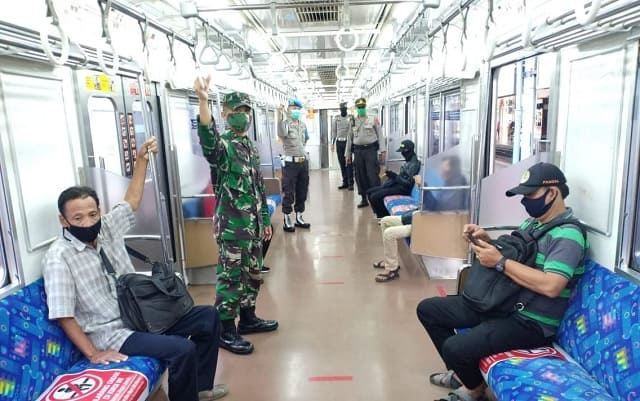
top-left (37, 369), bottom-right (148, 401)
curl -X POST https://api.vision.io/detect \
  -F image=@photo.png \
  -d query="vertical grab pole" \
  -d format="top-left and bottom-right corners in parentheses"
top-left (136, 74), bottom-right (171, 265)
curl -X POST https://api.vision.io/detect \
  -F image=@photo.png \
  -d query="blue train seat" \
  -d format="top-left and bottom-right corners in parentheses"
top-left (0, 279), bottom-right (164, 401)
top-left (480, 260), bottom-right (640, 401)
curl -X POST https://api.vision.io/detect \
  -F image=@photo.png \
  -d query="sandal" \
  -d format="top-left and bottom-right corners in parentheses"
top-left (429, 371), bottom-right (462, 390)
top-left (435, 389), bottom-right (487, 401)
top-left (375, 269), bottom-right (400, 282)
top-left (372, 260), bottom-right (385, 269)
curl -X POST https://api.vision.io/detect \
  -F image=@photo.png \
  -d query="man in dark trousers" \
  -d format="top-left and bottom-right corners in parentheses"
top-left (367, 139), bottom-right (421, 218)
top-left (331, 101), bottom-right (354, 190)
top-left (346, 97), bottom-right (384, 208)
top-left (278, 98), bottom-right (311, 232)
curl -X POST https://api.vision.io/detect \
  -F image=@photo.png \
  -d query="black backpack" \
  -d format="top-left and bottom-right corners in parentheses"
top-left (462, 218), bottom-right (586, 316)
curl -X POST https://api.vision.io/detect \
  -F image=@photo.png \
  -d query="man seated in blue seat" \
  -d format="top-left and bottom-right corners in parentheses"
top-left (42, 137), bottom-right (228, 401)
top-left (367, 139), bottom-right (421, 218)
top-left (373, 156), bottom-right (468, 282)
top-left (416, 162), bottom-right (587, 401)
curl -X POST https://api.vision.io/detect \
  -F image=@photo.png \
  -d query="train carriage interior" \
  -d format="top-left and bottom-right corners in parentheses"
top-left (2, 0), bottom-right (640, 400)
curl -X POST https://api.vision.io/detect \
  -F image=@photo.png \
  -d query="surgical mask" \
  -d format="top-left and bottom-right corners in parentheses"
top-left (340, 108), bottom-right (348, 117)
top-left (227, 112), bottom-right (251, 132)
top-left (357, 108), bottom-right (366, 116)
top-left (290, 110), bottom-right (301, 120)
top-left (66, 219), bottom-right (101, 243)
top-left (520, 189), bottom-right (555, 218)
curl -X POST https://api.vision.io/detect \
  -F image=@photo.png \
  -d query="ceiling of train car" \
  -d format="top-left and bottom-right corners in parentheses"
top-left (117, 0), bottom-right (446, 103)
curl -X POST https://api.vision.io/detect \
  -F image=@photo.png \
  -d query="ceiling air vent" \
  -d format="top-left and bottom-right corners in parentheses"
top-left (290, 0), bottom-right (340, 24)
top-left (316, 65), bottom-right (338, 86)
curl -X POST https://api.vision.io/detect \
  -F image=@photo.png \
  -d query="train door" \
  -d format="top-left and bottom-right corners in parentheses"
top-left (253, 106), bottom-right (275, 178)
top-left (386, 100), bottom-right (405, 171)
top-left (75, 70), bottom-right (171, 269)
top-left (119, 77), bottom-right (174, 265)
top-left (162, 89), bottom-right (218, 284)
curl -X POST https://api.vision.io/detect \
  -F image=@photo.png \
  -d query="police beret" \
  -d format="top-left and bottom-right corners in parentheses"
top-left (339, 101), bottom-right (348, 108)
top-left (288, 98), bottom-right (303, 108)
top-left (355, 98), bottom-right (367, 107)
top-left (222, 92), bottom-right (252, 110)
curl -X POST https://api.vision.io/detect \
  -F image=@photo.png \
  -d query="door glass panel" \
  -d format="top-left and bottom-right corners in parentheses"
top-left (416, 94), bottom-right (426, 160)
top-left (429, 96), bottom-right (441, 156)
top-left (443, 93), bottom-right (461, 151)
top-left (88, 97), bottom-right (122, 175)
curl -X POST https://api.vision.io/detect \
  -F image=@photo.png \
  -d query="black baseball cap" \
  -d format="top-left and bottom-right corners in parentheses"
top-left (506, 162), bottom-right (569, 197)
top-left (396, 139), bottom-right (415, 153)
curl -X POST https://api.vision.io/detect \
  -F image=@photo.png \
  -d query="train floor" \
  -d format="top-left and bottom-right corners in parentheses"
top-left (158, 169), bottom-right (458, 401)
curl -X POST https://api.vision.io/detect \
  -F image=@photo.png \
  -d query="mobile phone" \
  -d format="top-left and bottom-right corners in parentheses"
top-left (466, 232), bottom-right (481, 246)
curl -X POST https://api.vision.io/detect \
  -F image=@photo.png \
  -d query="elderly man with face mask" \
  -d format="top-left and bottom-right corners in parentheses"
top-left (366, 139), bottom-right (421, 219)
top-left (331, 101), bottom-right (354, 190)
top-left (416, 162), bottom-right (587, 401)
top-left (194, 76), bottom-right (278, 356)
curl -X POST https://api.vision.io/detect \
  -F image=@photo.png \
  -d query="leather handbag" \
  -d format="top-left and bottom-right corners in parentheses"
top-left (100, 247), bottom-right (194, 334)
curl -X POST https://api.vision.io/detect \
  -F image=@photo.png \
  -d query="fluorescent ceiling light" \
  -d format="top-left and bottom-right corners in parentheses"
top-left (279, 29), bottom-right (379, 38)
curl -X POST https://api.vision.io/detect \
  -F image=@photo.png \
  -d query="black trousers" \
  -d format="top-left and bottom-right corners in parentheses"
top-left (416, 296), bottom-right (550, 389)
top-left (353, 147), bottom-right (380, 196)
top-left (282, 160), bottom-right (309, 214)
top-left (120, 305), bottom-right (220, 401)
top-left (367, 184), bottom-right (411, 218)
top-left (336, 140), bottom-right (353, 186)
top-left (262, 224), bottom-right (273, 258)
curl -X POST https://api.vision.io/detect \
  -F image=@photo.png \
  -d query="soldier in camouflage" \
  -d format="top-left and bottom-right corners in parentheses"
top-left (195, 76), bottom-right (278, 355)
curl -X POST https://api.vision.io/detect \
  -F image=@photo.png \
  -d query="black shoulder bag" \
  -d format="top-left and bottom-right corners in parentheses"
top-left (100, 247), bottom-right (194, 334)
top-left (462, 218), bottom-right (585, 316)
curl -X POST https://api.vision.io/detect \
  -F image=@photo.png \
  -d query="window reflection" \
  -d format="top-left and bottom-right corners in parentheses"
top-left (444, 93), bottom-right (461, 151)
top-left (429, 96), bottom-right (441, 156)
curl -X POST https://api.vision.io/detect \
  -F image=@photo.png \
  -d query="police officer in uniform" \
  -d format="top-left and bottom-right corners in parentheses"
top-left (278, 98), bottom-right (311, 232)
top-left (346, 97), bottom-right (384, 208)
top-left (331, 101), bottom-right (354, 190)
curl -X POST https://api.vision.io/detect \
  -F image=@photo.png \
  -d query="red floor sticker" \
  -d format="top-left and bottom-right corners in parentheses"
top-left (308, 376), bottom-right (353, 382)
top-left (436, 285), bottom-right (447, 297)
top-left (319, 281), bottom-right (345, 285)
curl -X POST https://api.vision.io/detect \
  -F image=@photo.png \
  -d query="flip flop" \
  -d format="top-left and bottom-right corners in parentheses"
top-left (372, 260), bottom-right (385, 269)
top-left (435, 389), bottom-right (487, 401)
top-left (375, 269), bottom-right (400, 282)
top-left (429, 371), bottom-right (462, 390)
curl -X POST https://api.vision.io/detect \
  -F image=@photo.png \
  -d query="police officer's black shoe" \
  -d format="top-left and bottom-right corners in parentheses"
top-left (295, 212), bottom-right (310, 228)
top-left (238, 307), bottom-right (279, 334)
top-left (348, 185), bottom-right (354, 191)
top-left (219, 320), bottom-right (254, 354)
top-left (284, 214), bottom-right (295, 232)
top-left (338, 183), bottom-right (348, 190)
top-left (357, 197), bottom-right (369, 208)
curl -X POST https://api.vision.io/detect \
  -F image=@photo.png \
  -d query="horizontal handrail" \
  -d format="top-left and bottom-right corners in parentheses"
top-left (422, 185), bottom-right (470, 191)
top-left (124, 235), bottom-right (162, 241)
top-left (181, 194), bottom-right (216, 199)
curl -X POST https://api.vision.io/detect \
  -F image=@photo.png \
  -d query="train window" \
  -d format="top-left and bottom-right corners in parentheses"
top-left (443, 93), bottom-right (461, 151)
top-left (489, 54), bottom-right (555, 173)
top-left (87, 97), bottom-right (122, 175)
top-left (429, 96), bottom-right (441, 156)
top-left (131, 101), bottom-right (153, 157)
top-left (416, 93), bottom-right (426, 160)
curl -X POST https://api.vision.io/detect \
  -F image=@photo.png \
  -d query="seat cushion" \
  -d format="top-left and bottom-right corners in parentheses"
top-left (0, 279), bottom-right (81, 400)
top-left (266, 194), bottom-right (281, 217)
top-left (557, 259), bottom-right (640, 399)
top-left (482, 347), bottom-right (614, 401)
top-left (383, 195), bottom-right (418, 216)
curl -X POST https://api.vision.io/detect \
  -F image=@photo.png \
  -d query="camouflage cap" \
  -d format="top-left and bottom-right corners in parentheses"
top-left (222, 91), bottom-right (252, 110)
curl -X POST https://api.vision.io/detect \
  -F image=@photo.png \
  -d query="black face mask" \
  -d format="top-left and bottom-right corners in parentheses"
top-left (520, 189), bottom-right (556, 218)
top-left (401, 150), bottom-right (414, 161)
top-left (340, 108), bottom-right (348, 117)
top-left (66, 219), bottom-right (101, 243)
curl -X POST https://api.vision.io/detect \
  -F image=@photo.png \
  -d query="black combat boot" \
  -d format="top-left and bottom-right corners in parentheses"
top-left (337, 183), bottom-right (348, 189)
top-left (283, 213), bottom-right (295, 232)
top-left (219, 319), bottom-right (254, 354)
top-left (237, 307), bottom-right (279, 335)
top-left (295, 212), bottom-right (310, 228)
top-left (357, 195), bottom-right (369, 208)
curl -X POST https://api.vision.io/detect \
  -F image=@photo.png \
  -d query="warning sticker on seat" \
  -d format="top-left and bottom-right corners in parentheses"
top-left (36, 369), bottom-right (149, 401)
top-left (479, 346), bottom-right (566, 375)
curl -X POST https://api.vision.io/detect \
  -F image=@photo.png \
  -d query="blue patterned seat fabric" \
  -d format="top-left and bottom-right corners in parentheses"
top-left (482, 260), bottom-right (640, 401)
top-left (0, 279), bottom-right (164, 401)
top-left (266, 194), bottom-right (281, 217)
top-left (383, 184), bottom-right (421, 217)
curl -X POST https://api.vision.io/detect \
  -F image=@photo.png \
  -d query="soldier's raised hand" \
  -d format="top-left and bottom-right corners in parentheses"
top-left (194, 75), bottom-right (211, 101)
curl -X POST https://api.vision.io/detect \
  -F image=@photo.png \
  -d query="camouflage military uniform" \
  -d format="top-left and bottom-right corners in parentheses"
top-left (198, 94), bottom-right (271, 321)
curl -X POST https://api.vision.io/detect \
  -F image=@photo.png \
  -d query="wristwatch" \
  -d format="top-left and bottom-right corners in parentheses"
top-left (495, 257), bottom-right (507, 273)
